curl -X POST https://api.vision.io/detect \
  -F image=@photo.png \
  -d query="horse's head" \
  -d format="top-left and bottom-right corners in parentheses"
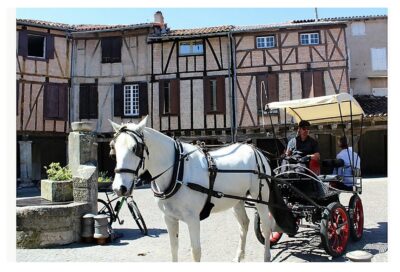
top-left (109, 116), bottom-right (148, 196)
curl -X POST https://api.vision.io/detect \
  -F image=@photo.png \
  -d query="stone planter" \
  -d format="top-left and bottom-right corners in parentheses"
top-left (41, 179), bottom-right (73, 202)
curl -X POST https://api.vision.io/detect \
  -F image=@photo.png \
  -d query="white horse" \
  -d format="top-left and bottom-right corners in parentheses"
top-left (110, 116), bottom-right (274, 262)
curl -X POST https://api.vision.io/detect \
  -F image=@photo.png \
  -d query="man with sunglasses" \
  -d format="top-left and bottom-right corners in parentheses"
top-left (285, 120), bottom-right (320, 167)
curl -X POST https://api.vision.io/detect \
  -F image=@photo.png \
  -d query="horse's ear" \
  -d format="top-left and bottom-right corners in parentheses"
top-left (137, 115), bottom-right (148, 132)
top-left (109, 119), bottom-right (122, 132)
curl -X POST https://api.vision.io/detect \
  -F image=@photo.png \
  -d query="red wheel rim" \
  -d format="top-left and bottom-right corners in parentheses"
top-left (327, 207), bottom-right (349, 254)
top-left (270, 232), bottom-right (282, 243)
top-left (352, 198), bottom-right (364, 238)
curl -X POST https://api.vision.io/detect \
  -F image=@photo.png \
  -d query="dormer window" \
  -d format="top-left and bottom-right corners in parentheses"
top-left (179, 40), bottom-right (204, 56)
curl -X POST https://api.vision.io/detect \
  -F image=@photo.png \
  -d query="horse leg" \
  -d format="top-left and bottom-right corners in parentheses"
top-left (185, 217), bottom-right (201, 262)
top-left (232, 201), bottom-right (249, 262)
top-left (164, 215), bottom-right (179, 262)
top-left (256, 203), bottom-right (272, 262)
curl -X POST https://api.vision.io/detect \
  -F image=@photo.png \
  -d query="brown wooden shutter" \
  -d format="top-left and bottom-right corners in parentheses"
top-left (216, 76), bottom-right (226, 113)
top-left (302, 71), bottom-right (313, 98)
top-left (89, 85), bottom-right (98, 119)
top-left (46, 35), bottom-right (55, 59)
top-left (112, 37), bottom-right (122, 63)
top-left (203, 78), bottom-right (211, 114)
top-left (114, 84), bottom-right (123, 117)
top-left (58, 84), bottom-right (68, 120)
top-left (313, 71), bottom-right (325, 97)
top-left (139, 82), bottom-right (148, 116)
top-left (18, 30), bottom-right (28, 57)
top-left (44, 83), bottom-right (59, 119)
top-left (170, 79), bottom-right (180, 115)
top-left (256, 74), bottom-right (268, 111)
top-left (79, 84), bottom-right (89, 119)
top-left (267, 74), bottom-right (279, 102)
top-left (159, 80), bottom-right (165, 116)
top-left (101, 38), bottom-right (112, 63)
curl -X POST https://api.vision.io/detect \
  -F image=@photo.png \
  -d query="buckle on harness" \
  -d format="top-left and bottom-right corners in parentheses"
top-left (216, 191), bottom-right (224, 198)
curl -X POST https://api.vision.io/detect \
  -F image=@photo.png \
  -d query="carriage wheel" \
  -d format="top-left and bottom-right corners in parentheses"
top-left (254, 211), bottom-right (283, 247)
top-left (348, 194), bottom-right (364, 241)
top-left (320, 202), bottom-right (350, 257)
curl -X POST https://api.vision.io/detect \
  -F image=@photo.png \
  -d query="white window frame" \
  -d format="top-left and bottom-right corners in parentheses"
top-left (371, 48), bottom-right (387, 71)
top-left (256, 36), bottom-right (275, 48)
top-left (351, 22), bottom-right (366, 36)
top-left (300, 32), bottom-right (320, 45)
top-left (27, 34), bottom-right (46, 59)
top-left (123, 84), bottom-right (140, 116)
top-left (179, 40), bottom-right (204, 56)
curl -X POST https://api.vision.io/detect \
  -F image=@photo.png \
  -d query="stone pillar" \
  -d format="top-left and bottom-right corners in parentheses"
top-left (18, 140), bottom-right (34, 187)
top-left (68, 122), bottom-right (98, 214)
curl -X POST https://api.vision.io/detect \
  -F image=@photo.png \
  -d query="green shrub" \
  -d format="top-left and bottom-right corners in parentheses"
top-left (44, 162), bottom-right (72, 181)
top-left (98, 171), bottom-right (112, 183)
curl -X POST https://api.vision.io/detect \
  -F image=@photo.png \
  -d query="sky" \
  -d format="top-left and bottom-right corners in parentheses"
top-left (16, 8), bottom-right (388, 29)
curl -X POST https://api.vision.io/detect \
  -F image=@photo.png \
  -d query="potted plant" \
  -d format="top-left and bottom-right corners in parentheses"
top-left (98, 171), bottom-right (113, 192)
top-left (41, 162), bottom-right (73, 202)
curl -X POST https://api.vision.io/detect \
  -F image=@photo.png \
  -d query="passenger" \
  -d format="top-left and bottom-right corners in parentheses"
top-left (285, 120), bottom-right (320, 168)
top-left (332, 136), bottom-right (361, 190)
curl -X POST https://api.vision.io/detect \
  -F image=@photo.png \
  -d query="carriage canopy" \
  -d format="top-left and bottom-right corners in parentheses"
top-left (266, 93), bottom-right (364, 124)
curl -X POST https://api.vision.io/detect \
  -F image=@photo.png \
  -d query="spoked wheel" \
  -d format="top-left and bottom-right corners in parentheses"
top-left (127, 199), bottom-right (148, 235)
top-left (348, 194), bottom-right (364, 241)
top-left (97, 199), bottom-right (114, 226)
top-left (254, 211), bottom-right (283, 247)
top-left (320, 202), bottom-right (350, 257)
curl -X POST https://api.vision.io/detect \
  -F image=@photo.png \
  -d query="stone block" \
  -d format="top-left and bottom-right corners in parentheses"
top-left (41, 179), bottom-right (73, 202)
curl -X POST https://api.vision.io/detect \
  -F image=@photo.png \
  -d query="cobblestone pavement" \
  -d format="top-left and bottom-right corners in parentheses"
top-left (16, 178), bottom-right (387, 262)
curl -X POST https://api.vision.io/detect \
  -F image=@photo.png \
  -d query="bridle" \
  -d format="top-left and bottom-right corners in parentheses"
top-left (111, 126), bottom-right (149, 183)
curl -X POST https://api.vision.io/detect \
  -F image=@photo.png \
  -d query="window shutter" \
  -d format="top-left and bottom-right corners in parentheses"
top-left (46, 35), bottom-right (55, 59)
top-left (159, 80), bottom-right (165, 115)
top-left (203, 78), bottom-right (211, 114)
top-left (113, 84), bottom-right (123, 117)
top-left (216, 76), bottom-right (226, 113)
top-left (267, 74), bottom-right (279, 103)
top-left (79, 84), bottom-right (89, 119)
top-left (256, 74), bottom-right (268, 111)
top-left (18, 30), bottom-right (28, 57)
top-left (139, 82), bottom-right (148, 116)
top-left (170, 79), bottom-right (180, 115)
top-left (302, 71), bottom-right (313, 98)
top-left (112, 37), bottom-right (122, 63)
top-left (313, 71), bottom-right (325, 97)
top-left (101, 38), bottom-right (112, 63)
top-left (58, 84), bottom-right (68, 120)
top-left (44, 83), bottom-right (60, 119)
top-left (89, 85), bottom-right (98, 119)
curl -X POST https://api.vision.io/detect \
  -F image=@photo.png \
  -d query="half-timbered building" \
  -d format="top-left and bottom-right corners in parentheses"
top-left (17, 19), bottom-right (73, 185)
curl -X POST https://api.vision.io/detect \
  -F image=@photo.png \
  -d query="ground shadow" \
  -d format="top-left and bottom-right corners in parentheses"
top-left (271, 222), bottom-right (387, 262)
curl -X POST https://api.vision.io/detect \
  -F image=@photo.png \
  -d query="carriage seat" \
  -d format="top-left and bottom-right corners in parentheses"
top-left (318, 174), bottom-right (343, 182)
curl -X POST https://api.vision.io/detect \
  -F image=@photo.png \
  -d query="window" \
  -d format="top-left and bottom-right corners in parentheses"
top-left (256, 74), bottom-right (279, 113)
top-left (159, 79), bottom-right (180, 116)
top-left (300, 33), bottom-right (320, 45)
top-left (256, 36), bottom-right (275, 48)
top-left (204, 77), bottom-right (225, 114)
top-left (18, 30), bottom-right (54, 60)
top-left (44, 83), bottom-right (68, 120)
top-left (301, 71), bottom-right (325, 98)
top-left (79, 84), bottom-right (98, 119)
top-left (114, 82), bottom-right (148, 117)
top-left (179, 40), bottom-right (204, 56)
top-left (28, 34), bottom-right (46, 58)
top-left (371, 48), bottom-right (387, 71)
top-left (351, 22), bottom-right (366, 36)
top-left (101, 37), bottom-right (122, 63)
top-left (124, 85), bottom-right (139, 116)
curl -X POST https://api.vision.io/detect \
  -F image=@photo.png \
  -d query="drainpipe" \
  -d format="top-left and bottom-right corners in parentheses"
top-left (228, 31), bottom-right (237, 143)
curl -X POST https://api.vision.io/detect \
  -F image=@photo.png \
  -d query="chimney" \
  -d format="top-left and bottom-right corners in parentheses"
top-left (154, 11), bottom-right (165, 28)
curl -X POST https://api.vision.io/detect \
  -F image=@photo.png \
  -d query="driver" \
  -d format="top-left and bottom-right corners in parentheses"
top-left (285, 120), bottom-right (320, 167)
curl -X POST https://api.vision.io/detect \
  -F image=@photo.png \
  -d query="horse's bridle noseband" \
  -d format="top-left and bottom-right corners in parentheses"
top-left (111, 126), bottom-right (149, 179)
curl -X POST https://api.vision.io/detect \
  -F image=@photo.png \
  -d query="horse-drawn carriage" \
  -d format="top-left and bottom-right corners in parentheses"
top-left (253, 93), bottom-right (365, 257)
top-left (109, 93), bottom-right (365, 261)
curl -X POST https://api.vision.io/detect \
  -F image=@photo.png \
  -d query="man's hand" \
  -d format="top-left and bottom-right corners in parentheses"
top-left (300, 155), bottom-right (311, 163)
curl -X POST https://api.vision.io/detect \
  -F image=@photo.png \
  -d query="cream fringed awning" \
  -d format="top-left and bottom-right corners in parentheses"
top-left (266, 93), bottom-right (365, 124)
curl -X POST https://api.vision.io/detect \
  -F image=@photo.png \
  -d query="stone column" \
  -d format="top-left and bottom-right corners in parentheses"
top-left (68, 122), bottom-right (98, 214)
top-left (18, 140), bottom-right (34, 187)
